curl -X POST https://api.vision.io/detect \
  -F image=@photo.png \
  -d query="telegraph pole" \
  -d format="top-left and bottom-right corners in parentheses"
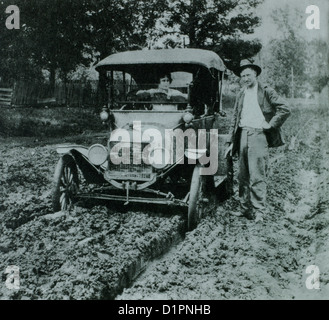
top-left (291, 66), bottom-right (294, 98)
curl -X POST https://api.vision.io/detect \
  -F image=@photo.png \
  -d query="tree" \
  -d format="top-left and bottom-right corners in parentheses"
top-left (87, 0), bottom-right (169, 60)
top-left (0, 0), bottom-right (169, 92)
top-left (85, 0), bottom-right (169, 104)
top-left (89, 0), bottom-right (264, 102)
top-left (20, 0), bottom-right (93, 91)
top-left (212, 37), bottom-right (262, 73)
top-left (305, 39), bottom-right (329, 93)
top-left (0, 1), bottom-right (43, 85)
top-left (0, 0), bottom-right (264, 91)
top-left (263, 6), bottom-right (308, 97)
top-left (0, 0), bottom-right (94, 91)
top-left (264, 36), bottom-right (307, 97)
top-left (263, 5), bottom-right (328, 97)
top-left (159, 0), bottom-right (264, 71)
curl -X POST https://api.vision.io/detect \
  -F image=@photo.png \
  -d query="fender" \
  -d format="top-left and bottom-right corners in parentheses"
top-left (184, 148), bottom-right (207, 160)
top-left (56, 144), bottom-right (89, 157)
top-left (55, 144), bottom-right (107, 184)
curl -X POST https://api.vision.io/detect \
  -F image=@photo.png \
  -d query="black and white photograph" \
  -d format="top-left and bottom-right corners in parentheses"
top-left (0, 0), bottom-right (328, 305)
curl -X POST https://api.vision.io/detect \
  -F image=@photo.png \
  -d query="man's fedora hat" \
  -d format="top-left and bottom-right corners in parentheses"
top-left (235, 57), bottom-right (262, 77)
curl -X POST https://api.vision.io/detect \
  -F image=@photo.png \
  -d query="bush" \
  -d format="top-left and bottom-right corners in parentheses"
top-left (0, 106), bottom-right (104, 137)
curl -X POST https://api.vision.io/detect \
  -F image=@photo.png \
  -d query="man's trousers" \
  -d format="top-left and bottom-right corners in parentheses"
top-left (238, 127), bottom-right (269, 213)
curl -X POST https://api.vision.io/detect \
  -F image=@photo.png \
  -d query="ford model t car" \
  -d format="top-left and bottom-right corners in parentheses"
top-left (52, 48), bottom-right (231, 230)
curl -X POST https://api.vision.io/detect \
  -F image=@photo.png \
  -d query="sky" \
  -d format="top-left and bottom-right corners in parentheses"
top-left (249, 0), bottom-right (329, 44)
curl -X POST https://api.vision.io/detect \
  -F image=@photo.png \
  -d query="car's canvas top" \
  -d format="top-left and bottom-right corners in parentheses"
top-left (95, 48), bottom-right (226, 72)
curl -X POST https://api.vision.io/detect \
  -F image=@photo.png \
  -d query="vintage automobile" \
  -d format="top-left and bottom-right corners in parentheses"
top-left (52, 48), bottom-right (232, 230)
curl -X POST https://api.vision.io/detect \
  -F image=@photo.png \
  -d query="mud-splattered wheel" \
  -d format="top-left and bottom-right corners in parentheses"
top-left (52, 156), bottom-right (79, 212)
top-left (187, 165), bottom-right (209, 231)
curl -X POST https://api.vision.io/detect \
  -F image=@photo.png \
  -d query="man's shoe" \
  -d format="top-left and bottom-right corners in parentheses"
top-left (230, 211), bottom-right (244, 217)
top-left (255, 211), bottom-right (264, 223)
top-left (240, 206), bottom-right (253, 220)
top-left (230, 208), bottom-right (252, 219)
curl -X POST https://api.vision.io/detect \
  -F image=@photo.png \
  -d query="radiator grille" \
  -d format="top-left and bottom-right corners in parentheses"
top-left (107, 141), bottom-right (153, 181)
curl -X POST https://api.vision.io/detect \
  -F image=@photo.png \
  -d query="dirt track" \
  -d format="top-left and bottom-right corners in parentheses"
top-left (1, 102), bottom-right (328, 300)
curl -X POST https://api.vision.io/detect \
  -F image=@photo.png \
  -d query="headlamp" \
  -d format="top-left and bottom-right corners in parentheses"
top-left (88, 144), bottom-right (108, 166)
top-left (183, 112), bottom-right (194, 124)
top-left (100, 110), bottom-right (109, 122)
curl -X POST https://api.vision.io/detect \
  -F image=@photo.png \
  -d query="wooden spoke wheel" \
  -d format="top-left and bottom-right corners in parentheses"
top-left (187, 165), bottom-right (209, 231)
top-left (52, 156), bottom-right (79, 212)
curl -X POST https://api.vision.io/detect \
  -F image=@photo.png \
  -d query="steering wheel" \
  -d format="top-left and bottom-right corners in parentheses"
top-left (120, 103), bottom-right (148, 111)
top-left (152, 92), bottom-right (169, 102)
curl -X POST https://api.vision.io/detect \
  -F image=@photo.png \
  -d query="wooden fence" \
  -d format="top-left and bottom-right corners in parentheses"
top-left (0, 80), bottom-right (101, 108)
top-left (0, 88), bottom-right (13, 107)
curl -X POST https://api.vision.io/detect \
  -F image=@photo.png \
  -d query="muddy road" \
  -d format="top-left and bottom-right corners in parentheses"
top-left (1, 103), bottom-right (328, 300)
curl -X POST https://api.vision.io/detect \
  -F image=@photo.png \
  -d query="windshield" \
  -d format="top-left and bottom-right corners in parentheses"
top-left (107, 71), bottom-right (192, 111)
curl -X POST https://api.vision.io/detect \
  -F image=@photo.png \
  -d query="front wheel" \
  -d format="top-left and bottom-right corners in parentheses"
top-left (187, 165), bottom-right (209, 231)
top-left (52, 155), bottom-right (79, 212)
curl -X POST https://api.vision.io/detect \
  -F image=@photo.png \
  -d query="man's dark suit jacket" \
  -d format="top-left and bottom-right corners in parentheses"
top-left (227, 82), bottom-right (291, 155)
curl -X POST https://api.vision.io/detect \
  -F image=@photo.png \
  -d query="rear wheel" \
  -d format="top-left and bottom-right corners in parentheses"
top-left (52, 156), bottom-right (79, 212)
top-left (188, 165), bottom-right (209, 231)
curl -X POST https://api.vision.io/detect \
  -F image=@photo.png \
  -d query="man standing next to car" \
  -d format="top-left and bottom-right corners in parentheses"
top-left (225, 58), bottom-right (290, 223)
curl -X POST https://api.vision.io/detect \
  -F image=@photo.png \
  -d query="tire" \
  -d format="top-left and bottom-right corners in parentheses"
top-left (187, 165), bottom-right (208, 231)
top-left (52, 155), bottom-right (79, 212)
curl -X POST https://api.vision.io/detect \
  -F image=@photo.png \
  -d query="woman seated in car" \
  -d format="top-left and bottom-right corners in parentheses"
top-left (136, 73), bottom-right (188, 101)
